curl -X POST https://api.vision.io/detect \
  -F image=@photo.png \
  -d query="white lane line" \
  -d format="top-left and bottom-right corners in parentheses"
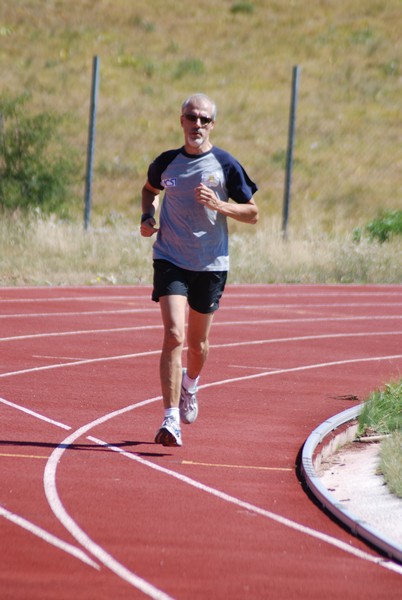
top-left (1, 330), bottom-right (401, 380)
top-left (0, 396), bottom-right (71, 430)
top-left (211, 330), bottom-right (402, 350)
top-left (0, 295), bottom-right (150, 303)
top-left (0, 350), bottom-right (161, 379)
top-left (6, 352), bottom-right (402, 433)
top-left (0, 324), bottom-right (161, 342)
top-left (0, 283), bottom-right (402, 304)
top-left (215, 315), bottom-right (402, 326)
top-left (87, 436), bottom-right (402, 577)
top-left (0, 506), bottom-right (99, 569)
top-left (197, 354), bottom-right (402, 391)
top-left (1, 315), bottom-right (401, 343)
top-left (41, 355), bottom-right (402, 591)
top-left (1, 394), bottom-right (170, 595)
top-left (1, 302), bottom-right (402, 320)
top-left (224, 291), bottom-right (402, 298)
top-left (33, 355), bottom-right (87, 361)
top-left (43, 398), bottom-right (175, 600)
top-left (0, 308), bottom-right (157, 319)
top-left (221, 303), bottom-right (402, 309)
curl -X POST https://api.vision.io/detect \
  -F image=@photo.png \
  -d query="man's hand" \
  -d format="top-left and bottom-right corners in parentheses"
top-left (140, 216), bottom-right (159, 237)
top-left (195, 183), bottom-right (259, 224)
top-left (194, 183), bottom-right (221, 211)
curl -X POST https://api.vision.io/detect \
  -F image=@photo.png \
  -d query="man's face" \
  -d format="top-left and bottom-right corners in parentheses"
top-left (180, 101), bottom-right (215, 152)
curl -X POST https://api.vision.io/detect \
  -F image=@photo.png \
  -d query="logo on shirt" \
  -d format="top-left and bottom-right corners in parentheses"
top-left (162, 178), bottom-right (177, 188)
top-left (201, 172), bottom-right (220, 188)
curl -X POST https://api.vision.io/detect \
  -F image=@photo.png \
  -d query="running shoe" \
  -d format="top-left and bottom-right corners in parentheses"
top-left (179, 368), bottom-right (199, 424)
top-left (154, 416), bottom-right (182, 447)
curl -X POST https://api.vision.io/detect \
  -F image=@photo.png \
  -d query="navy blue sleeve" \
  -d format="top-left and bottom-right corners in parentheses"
top-left (213, 147), bottom-right (258, 204)
top-left (147, 148), bottom-right (182, 190)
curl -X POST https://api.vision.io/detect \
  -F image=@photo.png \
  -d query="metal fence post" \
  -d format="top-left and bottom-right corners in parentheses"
top-left (84, 56), bottom-right (100, 230)
top-left (282, 65), bottom-right (300, 238)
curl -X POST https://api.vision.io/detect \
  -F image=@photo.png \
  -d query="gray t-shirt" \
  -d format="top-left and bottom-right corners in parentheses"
top-left (147, 146), bottom-right (258, 271)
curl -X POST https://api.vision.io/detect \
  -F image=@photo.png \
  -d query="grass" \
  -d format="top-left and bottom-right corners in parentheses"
top-left (0, 0), bottom-right (401, 231)
top-left (380, 432), bottom-right (402, 499)
top-left (358, 380), bottom-right (402, 436)
top-left (1, 212), bottom-right (401, 286)
top-left (1, 1), bottom-right (401, 488)
top-left (358, 380), bottom-right (402, 499)
top-left (0, 212), bottom-right (149, 286)
top-left (0, 0), bottom-right (400, 524)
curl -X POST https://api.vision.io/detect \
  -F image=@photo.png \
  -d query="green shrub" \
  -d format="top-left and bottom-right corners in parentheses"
top-left (174, 58), bottom-right (205, 79)
top-left (354, 209), bottom-right (402, 243)
top-left (366, 209), bottom-right (402, 242)
top-left (230, 2), bottom-right (255, 14)
top-left (0, 93), bottom-right (80, 216)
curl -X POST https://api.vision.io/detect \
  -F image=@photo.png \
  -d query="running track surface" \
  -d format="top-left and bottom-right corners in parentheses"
top-left (1, 284), bottom-right (402, 600)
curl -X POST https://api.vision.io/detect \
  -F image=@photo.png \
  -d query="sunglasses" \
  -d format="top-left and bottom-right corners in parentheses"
top-left (184, 113), bottom-right (214, 126)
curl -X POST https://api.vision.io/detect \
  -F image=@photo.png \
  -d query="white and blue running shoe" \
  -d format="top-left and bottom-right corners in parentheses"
top-left (155, 416), bottom-right (182, 447)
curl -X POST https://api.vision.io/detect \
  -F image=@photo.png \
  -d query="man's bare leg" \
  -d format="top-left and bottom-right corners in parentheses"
top-left (186, 307), bottom-right (215, 379)
top-left (159, 294), bottom-right (187, 409)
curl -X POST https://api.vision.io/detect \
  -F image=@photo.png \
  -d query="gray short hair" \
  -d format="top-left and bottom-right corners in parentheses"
top-left (181, 93), bottom-right (217, 120)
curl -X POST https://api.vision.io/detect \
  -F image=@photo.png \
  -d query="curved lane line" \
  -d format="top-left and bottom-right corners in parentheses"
top-left (198, 354), bottom-right (402, 391)
top-left (211, 330), bottom-right (402, 350)
top-left (0, 350), bottom-right (161, 379)
top-left (0, 325), bottom-right (161, 343)
top-left (1, 330), bottom-right (401, 380)
top-left (1, 302), bottom-right (402, 320)
top-left (43, 397), bottom-right (175, 600)
top-left (0, 287), bottom-right (400, 303)
top-left (0, 294), bottom-right (151, 303)
top-left (0, 309), bottom-right (157, 319)
top-left (43, 354), bottom-right (402, 594)
top-left (87, 435), bottom-right (402, 577)
top-left (0, 321), bottom-right (401, 344)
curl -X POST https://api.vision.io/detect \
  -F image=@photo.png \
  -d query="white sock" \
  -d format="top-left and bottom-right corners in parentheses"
top-left (183, 372), bottom-right (199, 393)
top-left (165, 407), bottom-right (180, 423)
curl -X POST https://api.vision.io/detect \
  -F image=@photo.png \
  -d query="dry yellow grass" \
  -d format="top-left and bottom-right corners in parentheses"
top-left (1, 0), bottom-right (401, 232)
top-left (1, 213), bottom-right (401, 286)
top-left (380, 432), bottom-right (402, 499)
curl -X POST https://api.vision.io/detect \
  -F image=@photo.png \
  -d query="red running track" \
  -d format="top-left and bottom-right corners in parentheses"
top-left (1, 284), bottom-right (402, 599)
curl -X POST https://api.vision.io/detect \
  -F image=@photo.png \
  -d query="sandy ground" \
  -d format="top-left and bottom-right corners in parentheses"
top-left (319, 442), bottom-right (402, 547)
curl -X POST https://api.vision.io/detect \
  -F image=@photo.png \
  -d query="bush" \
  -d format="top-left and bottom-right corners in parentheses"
top-left (354, 209), bottom-right (402, 243)
top-left (230, 2), bottom-right (255, 14)
top-left (365, 209), bottom-right (402, 242)
top-left (0, 93), bottom-right (80, 216)
top-left (174, 58), bottom-right (205, 79)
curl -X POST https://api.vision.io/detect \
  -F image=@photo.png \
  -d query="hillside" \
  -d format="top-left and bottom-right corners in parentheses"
top-left (1, 0), bottom-right (401, 230)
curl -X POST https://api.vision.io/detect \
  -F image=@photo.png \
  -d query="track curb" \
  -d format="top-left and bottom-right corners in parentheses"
top-left (301, 405), bottom-right (402, 564)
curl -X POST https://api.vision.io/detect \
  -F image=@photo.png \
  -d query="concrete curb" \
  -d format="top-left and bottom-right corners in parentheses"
top-left (300, 405), bottom-right (402, 564)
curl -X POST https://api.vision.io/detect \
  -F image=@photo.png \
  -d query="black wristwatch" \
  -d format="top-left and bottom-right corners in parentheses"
top-left (141, 213), bottom-right (153, 223)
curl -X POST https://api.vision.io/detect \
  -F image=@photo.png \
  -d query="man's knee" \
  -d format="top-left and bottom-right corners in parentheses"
top-left (164, 325), bottom-right (185, 350)
top-left (188, 338), bottom-right (209, 358)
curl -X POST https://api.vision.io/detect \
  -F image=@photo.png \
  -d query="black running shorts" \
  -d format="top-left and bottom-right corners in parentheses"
top-left (152, 259), bottom-right (227, 314)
